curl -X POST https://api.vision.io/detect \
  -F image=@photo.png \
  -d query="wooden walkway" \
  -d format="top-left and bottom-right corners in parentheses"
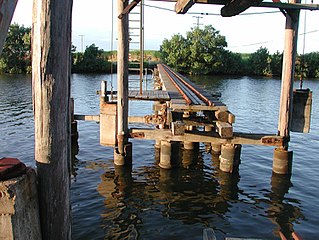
top-left (128, 90), bottom-right (170, 101)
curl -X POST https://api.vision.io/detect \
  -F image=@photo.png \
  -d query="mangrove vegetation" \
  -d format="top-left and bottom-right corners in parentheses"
top-left (1, 23), bottom-right (319, 78)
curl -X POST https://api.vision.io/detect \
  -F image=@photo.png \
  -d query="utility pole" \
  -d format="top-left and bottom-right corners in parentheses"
top-left (79, 34), bottom-right (85, 52)
top-left (193, 16), bottom-right (203, 27)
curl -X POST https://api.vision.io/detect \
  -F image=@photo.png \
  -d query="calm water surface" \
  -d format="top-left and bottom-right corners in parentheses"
top-left (0, 73), bottom-right (318, 239)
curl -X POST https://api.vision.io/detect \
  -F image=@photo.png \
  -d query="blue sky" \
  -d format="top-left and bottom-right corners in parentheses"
top-left (12, 0), bottom-right (319, 53)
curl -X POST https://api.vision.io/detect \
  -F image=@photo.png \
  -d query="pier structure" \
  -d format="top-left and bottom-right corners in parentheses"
top-left (1, 0), bottom-right (318, 238)
top-left (75, 63), bottom-right (286, 173)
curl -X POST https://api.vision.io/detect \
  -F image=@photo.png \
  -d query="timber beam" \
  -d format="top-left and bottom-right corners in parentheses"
top-left (129, 128), bottom-right (286, 147)
top-left (151, 0), bottom-right (319, 12)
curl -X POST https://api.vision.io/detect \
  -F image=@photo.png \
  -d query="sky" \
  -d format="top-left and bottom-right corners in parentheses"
top-left (11, 0), bottom-right (319, 54)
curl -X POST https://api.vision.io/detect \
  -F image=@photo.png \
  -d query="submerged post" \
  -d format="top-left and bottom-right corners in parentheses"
top-left (115, 0), bottom-right (132, 165)
top-left (274, 0), bottom-right (301, 174)
top-left (32, 0), bottom-right (73, 238)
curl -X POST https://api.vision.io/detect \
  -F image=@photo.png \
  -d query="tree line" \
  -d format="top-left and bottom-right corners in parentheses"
top-left (1, 23), bottom-right (319, 79)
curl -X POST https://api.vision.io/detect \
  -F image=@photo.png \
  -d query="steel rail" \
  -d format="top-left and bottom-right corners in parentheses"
top-left (158, 64), bottom-right (192, 105)
top-left (161, 64), bottom-right (213, 106)
top-left (163, 66), bottom-right (204, 105)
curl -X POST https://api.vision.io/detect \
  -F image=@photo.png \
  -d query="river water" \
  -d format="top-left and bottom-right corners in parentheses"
top-left (0, 73), bottom-right (318, 239)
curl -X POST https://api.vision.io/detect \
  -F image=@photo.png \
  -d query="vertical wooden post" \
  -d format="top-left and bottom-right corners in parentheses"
top-left (32, 0), bottom-right (73, 239)
top-left (115, 0), bottom-right (131, 165)
top-left (0, 0), bottom-right (18, 55)
top-left (278, 0), bottom-right (301, 139)
top-left (275, 0), bottom-right (300, 174)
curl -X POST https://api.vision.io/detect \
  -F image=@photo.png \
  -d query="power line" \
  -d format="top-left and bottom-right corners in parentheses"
top-left (228, 29), bottom-right (319, 49)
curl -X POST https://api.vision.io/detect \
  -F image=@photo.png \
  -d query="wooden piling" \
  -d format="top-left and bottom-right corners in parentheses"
top-left (274, 0), bottom-right (300, 174)
top-left (32, 0), bottom-right (72, 238)
top-left (115, 0), bottom-right (131, 165)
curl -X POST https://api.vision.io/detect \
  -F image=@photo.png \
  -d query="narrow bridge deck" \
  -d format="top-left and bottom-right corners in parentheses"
top-left (157, 64), bottom-right (227, 111)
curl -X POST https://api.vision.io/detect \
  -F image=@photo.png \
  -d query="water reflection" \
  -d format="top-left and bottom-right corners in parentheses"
top-left (267, 173), bottom-right (304, 239)
top-left (94, 148), bottom-right (305, 239)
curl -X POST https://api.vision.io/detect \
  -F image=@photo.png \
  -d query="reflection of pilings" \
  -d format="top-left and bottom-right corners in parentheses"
top-left (114, 165), bottom-right (133, 198)
top-left (216, 169), bottom-right (240, 201)
top-left (181, 149), bottom-right (198, 169)
top-left (268, 173), bottom-right (296, 238)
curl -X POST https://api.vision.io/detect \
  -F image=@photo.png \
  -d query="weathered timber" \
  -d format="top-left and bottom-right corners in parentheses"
top-left (115, 0), bottom-right (130, 165)
top-left (32, 0), bottom-right (72, 238)
top-left (175, 0), bottom-right (195, 14)
top-left (75, 114), bottom-right (100, 122)
top-left (0, 0), bottom-right (18, 55)
top-left (130, 128), bottom-right (285, 147)
top-left (155, 0), bottom-right (319, 11)
top-left (228, 111), bottom-right (236, 124)
top-left (277, 0), bottom-right (301, 141)
top-left (291, 89), bottom-right (312, 133)
top-left (216, 121), bottom-right (233, 139)
top-left (221, 0), bottom-right (263, 17)
top-left (100, 102), bottom-right (117, 146)
top-left (215, 110), bottom-right (229, 122)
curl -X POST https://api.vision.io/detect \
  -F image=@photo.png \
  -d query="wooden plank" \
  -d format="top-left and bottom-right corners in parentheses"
top-left (215, 110), bottom-right (229, 122)
top-left (159, 0), bottom-right (319, 11)
top-left (0, 0), bottom-right (18, 55)
top-left (32, 0), bottom-right (72, 238)
top-left (129, 128), bottom-right (285, 147)
top-left (216, 121), bottom-right (233, 138)
top-left (74, 114), bottom-right (100, 122)
top-left (175, 0), bottom-right (195, 14)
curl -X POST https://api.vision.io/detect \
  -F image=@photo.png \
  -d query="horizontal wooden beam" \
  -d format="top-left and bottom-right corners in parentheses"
top-left (74, 114), bottom-right (146, 123)
top-left (129, 128), bottom-right (285, 147)
top-left (150, 0), bottom-right (319, 11)
top-left (175, 0), bottom-right (195, 14)
top-left (74, 114), bottom-right (100, 121)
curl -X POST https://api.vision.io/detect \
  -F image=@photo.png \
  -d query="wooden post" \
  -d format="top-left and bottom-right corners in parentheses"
top-left (115, 0), bottom-right (131, 165)
top-left (278, 0), bottom-right (301, 139)
top-left (32, 0), bottom-right (72, 238)
top-left (0, 0), bottom-right (18, 55)
top-left (274, 0), bottom-right (300, 174)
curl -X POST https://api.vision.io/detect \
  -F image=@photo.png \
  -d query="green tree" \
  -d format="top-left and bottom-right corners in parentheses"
top-left (270, 51), bottom-right (283, 77)
top-left (220, 51), bottom-right (246, 75)
top-left (248, 47), bottom-right (270, 76)
top-left (187, 26), bottom-right (227, 75)
top-left (160, 34), bottom-right (189, 72)
top-left (72, 44), bottom-right (110, 73)
top-left (160, 25), bottom-right (227, 75)
top-left (302, 52), bottom-right (319, 78)
top-left (0, 23), bottom-right (31, 74)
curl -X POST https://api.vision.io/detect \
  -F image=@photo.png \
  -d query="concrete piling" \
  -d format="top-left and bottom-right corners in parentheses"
top-left (273, 148), bottom-right (293, 175)
top-left (0, 158), bottom-right (41, 240)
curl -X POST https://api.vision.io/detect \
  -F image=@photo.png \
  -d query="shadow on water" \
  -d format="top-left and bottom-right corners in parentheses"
top-left (86, 145), bottom-right (305, 240)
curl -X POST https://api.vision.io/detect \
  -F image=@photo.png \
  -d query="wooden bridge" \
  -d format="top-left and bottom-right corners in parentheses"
top-left (75, 63), bottom-right (286, 172)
